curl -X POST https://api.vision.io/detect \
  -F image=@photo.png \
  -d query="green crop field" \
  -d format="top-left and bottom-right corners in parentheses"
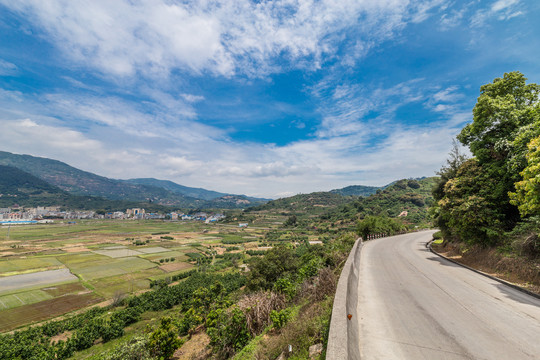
top-left (73, 257), bottom-right (157, 281)
top-left (0, 289), bottom-right (53, 310)
top-left (0, 257), bottom-right (64, 275)
top-left (88, 268), bottom-right (163, 297)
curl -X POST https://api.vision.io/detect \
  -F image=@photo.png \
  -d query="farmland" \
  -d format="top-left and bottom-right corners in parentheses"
top-left (0, 218), bottom-right (277, 332)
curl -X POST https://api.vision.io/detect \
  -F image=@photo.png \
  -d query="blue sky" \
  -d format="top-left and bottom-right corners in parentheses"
top-left (0, 0), bottom-right (539, 198)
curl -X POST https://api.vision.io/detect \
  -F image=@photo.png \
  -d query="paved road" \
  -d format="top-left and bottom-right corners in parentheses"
top-left (356, 231), bottom-right (540, 359)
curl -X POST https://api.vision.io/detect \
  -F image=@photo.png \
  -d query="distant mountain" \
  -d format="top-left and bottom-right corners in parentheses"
top-left (0, 151), bottom-right (267, 209)
top-left (126, 178), bottom-right (227, 201)
top-left (330, 184), bottom-right (380, 197)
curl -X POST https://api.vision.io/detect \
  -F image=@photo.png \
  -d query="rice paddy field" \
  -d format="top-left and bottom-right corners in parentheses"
top-left (0, 218), bottom-right (275, 332)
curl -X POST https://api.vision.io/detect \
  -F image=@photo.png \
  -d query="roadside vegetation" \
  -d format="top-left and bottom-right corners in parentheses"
top-left (432, 71), bottom-right (540, 293)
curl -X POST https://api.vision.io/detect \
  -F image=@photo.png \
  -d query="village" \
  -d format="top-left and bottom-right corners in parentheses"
top-left (0, 206), bottom-right (225, 224)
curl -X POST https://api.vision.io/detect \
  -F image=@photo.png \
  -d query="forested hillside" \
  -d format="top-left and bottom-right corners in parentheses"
top-left (321, 177), bottom-right (437, 226)
top-left (0, 165), bottom-right (171, 212)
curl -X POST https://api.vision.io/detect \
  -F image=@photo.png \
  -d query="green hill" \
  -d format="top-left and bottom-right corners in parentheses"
top-left (247, 191), bottom-right (352, 215)
top-left (126, 178), bottom-right (228, 200)
top-left (322, 177), bottom-right (437, 225)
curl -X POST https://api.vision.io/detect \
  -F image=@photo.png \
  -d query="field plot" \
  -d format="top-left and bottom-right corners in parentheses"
top-left (137, 246), bottom-right (170, 254)
top-left (0, 289), bottom-right (53, 310)
top-left (159, 262), bottom-right (193, 272)
top-left (73, 257), bottom-right (157, 281)
top-left (0, 292), bottom-right (102, 332)
top-left (141, 250), bottom-right (187, 262)
top-left (93, 249), bottom-right (143, 258)
top-left (0, 268), bottom-right (77, 293)
top-left (0, 257), bottom-right (64, 275)
top-left (88, 268), bottom-right (163, 297)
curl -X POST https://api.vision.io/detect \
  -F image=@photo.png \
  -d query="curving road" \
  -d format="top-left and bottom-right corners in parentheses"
top-left (356, 231), bottom-right (540, 360)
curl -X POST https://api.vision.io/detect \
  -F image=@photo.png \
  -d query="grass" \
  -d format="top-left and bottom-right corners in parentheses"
top-left (139, 250), bottom-right (187, 262)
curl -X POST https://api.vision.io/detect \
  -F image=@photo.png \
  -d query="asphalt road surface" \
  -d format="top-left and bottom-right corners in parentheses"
top-left (356, 231), bottom-right (540, 360)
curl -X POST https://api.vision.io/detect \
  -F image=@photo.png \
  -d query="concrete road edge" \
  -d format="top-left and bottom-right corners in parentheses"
top-left (327, 238), bottom-right (363, 359)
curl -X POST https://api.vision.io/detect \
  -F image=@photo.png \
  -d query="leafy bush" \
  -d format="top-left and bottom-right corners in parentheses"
top-left (270, 308), bottom-right (292, 329)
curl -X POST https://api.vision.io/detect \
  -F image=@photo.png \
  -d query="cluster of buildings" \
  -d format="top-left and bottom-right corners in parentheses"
top-left (0, 206), bottom-right (95, 223)
top-left (0, 206), bottom-right (225, 224)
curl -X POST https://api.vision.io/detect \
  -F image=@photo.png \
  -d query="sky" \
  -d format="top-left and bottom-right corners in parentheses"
top-left (0, 0), bottom-right (539, 199)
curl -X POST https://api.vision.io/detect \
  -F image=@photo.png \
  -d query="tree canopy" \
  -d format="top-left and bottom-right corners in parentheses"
top-left (434, 71), bottom-right (540, 246)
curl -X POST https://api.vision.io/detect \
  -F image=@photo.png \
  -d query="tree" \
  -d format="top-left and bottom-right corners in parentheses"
top-left (246, 244), bottom-right (299, 291)
top-left (284, 214), bottom-right (297, 227)
top-left (510, 136), bottom-right (540, 216)
top-left (458, 71), bottom-right (540, 164)
top-left (356, 215), bottom-right (404, 240)
top-left (147, 317), bottom-right (183, 360)
top-left (456, 72), bottom-right (540, 230)
top-left (437, 159), bottom-right (503, 245)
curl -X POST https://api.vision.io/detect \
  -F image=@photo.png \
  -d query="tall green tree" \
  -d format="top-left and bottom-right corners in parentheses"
top-left (437, 159), bottom-right (503, 245)
top-left (456, 71), bottom-right (540, 230)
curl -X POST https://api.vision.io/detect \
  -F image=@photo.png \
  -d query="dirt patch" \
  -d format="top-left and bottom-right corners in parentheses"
top-left (433, 241), bottom-right (540, 294)
top-left (42, 282), bottom-right (89, 297)
top-left (50, 330), bottom-right (73, 343)
top-left (63, 246), bottom-right (91, 253)
top-left (159, 262), bottom-right (192, 272)
top-left (174, 332), bottom-right (211, 360)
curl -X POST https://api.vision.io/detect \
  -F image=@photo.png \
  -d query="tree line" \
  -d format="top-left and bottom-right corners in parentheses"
top-left (432, 71), bottom-right (540, 256)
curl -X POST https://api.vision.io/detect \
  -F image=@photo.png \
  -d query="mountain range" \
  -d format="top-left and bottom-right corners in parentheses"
top-left (0, 151), bottom-right (267, 209)
top-left (0, 150), bottom-right (430, 212)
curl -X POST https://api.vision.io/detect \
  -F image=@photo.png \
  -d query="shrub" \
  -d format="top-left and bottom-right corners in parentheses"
top-left (270, 308), bottom-right (292, 330)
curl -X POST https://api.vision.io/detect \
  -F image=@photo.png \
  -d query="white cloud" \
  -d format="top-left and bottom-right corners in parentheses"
top-left (0, 59), bottom-right (18, 76)
top-left (491, 0), bottom-right (520, 13)
top-left (313, 78), bottom-right (425, 139)
top-left (1, 0), bottom-right (444, 79)
top-left (471, 0), bottom-right (524, 27)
